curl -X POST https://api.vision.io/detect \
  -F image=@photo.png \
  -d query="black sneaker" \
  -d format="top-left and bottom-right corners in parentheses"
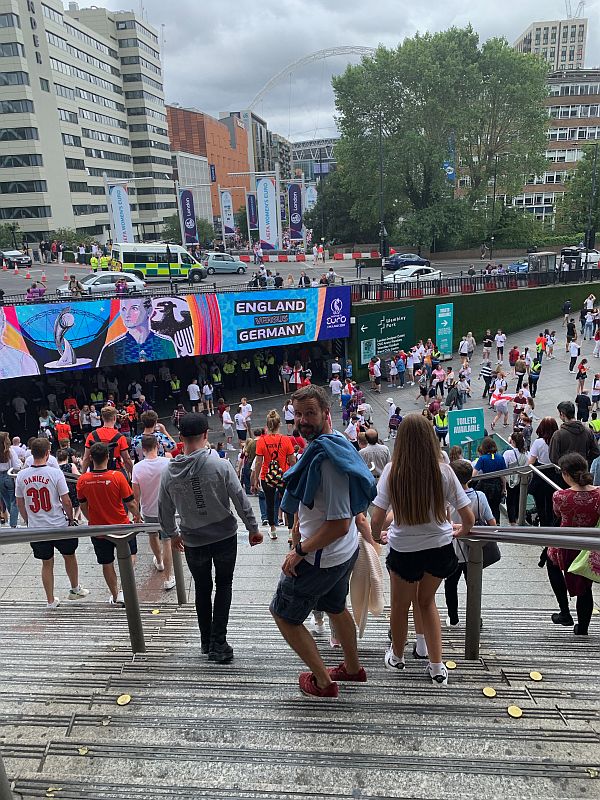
top-left (208, 642), bottom-right (234, 663)
top-left (201, 641), bottom-right (210, 655)
top-left (552, 611), bottom-right (574, 626)
top-left (573, 624), bottom-right (588, 636)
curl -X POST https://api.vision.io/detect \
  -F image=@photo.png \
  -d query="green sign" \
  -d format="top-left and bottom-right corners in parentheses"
top-left (358, 307), bottom-right (415, 365)
top-left (436, 302), bottom-right (453, 355)
top-left (448, 408), bottom-right (486, 448)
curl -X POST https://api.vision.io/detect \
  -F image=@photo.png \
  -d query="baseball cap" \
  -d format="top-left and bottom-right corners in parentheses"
top-left (179, 413), bottom-right (210, 437)
top-left (386, 398), bottom-right (394, 404)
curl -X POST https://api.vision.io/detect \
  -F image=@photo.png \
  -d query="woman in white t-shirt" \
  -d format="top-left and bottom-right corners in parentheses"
top-left (527, 416), bottom-right (559, 527)
top-left (282, 399), bottom-right (295, 433)
top-left (503, 431), bottom-right (530, 524)
top-left (202, 381), bottom-right (214, 416)
top-left (371, 415), bottom-right (474, 686)
top-left (0, 431), bottom-right (21, 527)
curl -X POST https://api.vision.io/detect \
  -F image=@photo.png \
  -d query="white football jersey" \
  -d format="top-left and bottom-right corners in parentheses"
top-left (15, 465), bottom-right (69, 528)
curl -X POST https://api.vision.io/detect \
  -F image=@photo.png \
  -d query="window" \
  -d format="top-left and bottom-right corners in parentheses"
top-left (0, 180), bottom-right (46, 193)
top-left (41, 3), bottom-right (62, 23)
top-left (127, 106), bottom-right (166, 121)
top-left (65, 157), bottom-right (85, 169)
top-left (0, 12), bottom-right (20, 28)
top-left (58, 108), bottom-right (78, 124)
top-left (122, 72), bottom-right (163, 91)
top-left (49, 58), bottom-right (121, 94)
top-left (45, 31), bottom-right (120, 76)
top-left (84, 147), bottom-right (131, 162)
top-left (78, 107), bottom-right (127, 129)
top-left (129, 122), bottom-right (168, 135)
top-left (69, 181), bottom-right (88, 193)
top-left (131, 139), bottom-right (170, 150)
top-left (62, 21), bottom-right (118, 58)
top-left (0, 206), bottom-right (51, 219)
top-left (62, 133), bottom-right (82, 147)
top-left (89, 185), bottom-right (105, 195)
top-left (118, 37), bottom-right (160, 58)
top-left (87, 167), bottom-right (133, 179)
top-left (138, 201), bottom-right (177, 211)
top-left (72, 204), bottom-right (108, 216)
top-left (136, 186), bottom-right (173, 195)
top-left (33, 33), bottom-right (39, 46)
top-left (132, 155), bottom-right (171, 165)
top-left (0, 42), bottom-right (25, 57)
top-left (0, 127), bottom-right (38, 141)
top-left (120, 54), bottom-right (161, 74)
top-left (0, 99), bottom-right (34, 113)
top-left (115, 19), bottom-right (158, 43)
top-left (0, 153), bottom-right (43, 168)
top-left (81, 128), bottom-right (129, 146)
top-left (124, 89), bottom-right (163, 105)
top-left (561, 49), bottom-right (567, 61)
top-left (35, 52), bottom-right (42, 64)
top-left (0, 71), bottom-right (29, 86)
top-left (56, 84), bottom-right (126, 112)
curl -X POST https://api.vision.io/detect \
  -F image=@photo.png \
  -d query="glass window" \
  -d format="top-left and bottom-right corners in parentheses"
top-left (0, 127), bottom-right (38, 141)
top-left (0, 180), bottom-right (46, 193)
top-left (0, 42), bottom-right (25, 57)
top-left (62, 133), bottom-right (82, 147)
top-left (0, 12), bottom-right (20, 28)
top-left (118, 37), bottom-right (160, 58)
top-left (0, 153), bottom-right (43, 168)
top-left (0, 205), bottom-right (51, 219)
top-left (65, 157), bottom-right (85, 169)
top-left (0, 71), bottom-right (29, 86)
top-left (0, 98), bottom-right (34, 113)
top-left (79, 107), bottom-right (127, 129)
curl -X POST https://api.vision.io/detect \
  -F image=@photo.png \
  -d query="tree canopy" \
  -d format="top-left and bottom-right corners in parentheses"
top-left (162, 214), bottom-right (215, 246)
top-left (555, 144), bottom-right (600, 235)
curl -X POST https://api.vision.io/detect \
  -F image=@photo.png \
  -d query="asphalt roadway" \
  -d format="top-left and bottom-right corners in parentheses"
top-left (0, 255), bottom-right (501, 300)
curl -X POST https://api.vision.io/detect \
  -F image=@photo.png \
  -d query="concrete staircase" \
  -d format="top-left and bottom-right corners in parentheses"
top-left (0, 601), bottom-right (599, 799)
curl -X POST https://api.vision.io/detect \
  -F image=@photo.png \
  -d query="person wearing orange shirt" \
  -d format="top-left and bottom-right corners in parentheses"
top-left (81, 406), bottom-right (133, 476)
top-left (55, 418), bottom-right (72, 449)
top-left (77, 441), bottom-right (140, 605)
top-left (251, 410), bottom-right (295, 541)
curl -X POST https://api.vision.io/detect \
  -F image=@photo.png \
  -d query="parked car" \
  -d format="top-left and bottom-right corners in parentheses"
top-left (202, 252), bottom-right (247, 275)
top-left (507, 259), bottom-right (529, 273)
top-left (383, 265), bottom-right (443, 284)
top-left (56, 271), bottom-right (146, 297)
top-left (1, 249), bottom-right (32, 269)
top-left (385, 253), bottom-right (431, 271)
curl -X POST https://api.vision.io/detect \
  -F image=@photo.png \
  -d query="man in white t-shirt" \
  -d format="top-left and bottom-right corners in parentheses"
top-left (222, 404), bottom-right (235, 450)
top-left (330, 358), bottom-right (342, 378)
top-left (24, 452), bottom-right (59, 469)
top-left (372, 358), bottom-right (382, 393)
top-left (344, 416), bottom-right (359, 447)
top-left (270, 384), bottom-right (374, 699)
top-left (187, 379), bottom-right (201, 412)
top-left (15, 437), bottom-right (89, 609)
top-left (234, 410), bottom-right (248, 443)
top-left (132, 435), bottom-right (174, 590)
top-left (569, 339), bottom-right (581, 372)
top-left (239, 397), bottom-right (253, 433)
top-left (495, 330), bottom-right (506, 362)
top-left (329, 377), bottom-right (342, 406)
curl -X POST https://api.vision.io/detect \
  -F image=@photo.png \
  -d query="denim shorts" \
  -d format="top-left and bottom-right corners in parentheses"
top-left (270, 548), bottom-right (358, 625)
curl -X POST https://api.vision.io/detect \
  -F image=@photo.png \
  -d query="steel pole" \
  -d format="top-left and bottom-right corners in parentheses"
top-left (114, 538), bottom-right (146, 654)
top-left (171, 545), bottom-right (187, 605)
top-left (517, 472), bottom-right (529, 526)
top-left (0, 754), bottom-right (13, 800)
top-left (464, 540), bottom-right (483, 660)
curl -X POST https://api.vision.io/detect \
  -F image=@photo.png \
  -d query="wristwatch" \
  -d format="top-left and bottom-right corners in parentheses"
top-left (295, 542), bottom-right (308, 558)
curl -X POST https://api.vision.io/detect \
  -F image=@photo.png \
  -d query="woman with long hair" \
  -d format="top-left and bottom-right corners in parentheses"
top-left (0, 431), bottom-right (20, 527)
top-left (548, 453), bottom-right (598, 635)
top-left (251, 410), bottom-right (296, 541)
top-left (371, 415), bottom-right (474, 685)
top-left (527, 416), bottom-right (559, 527)
top-left (503, 431), bottom-right (530, 525)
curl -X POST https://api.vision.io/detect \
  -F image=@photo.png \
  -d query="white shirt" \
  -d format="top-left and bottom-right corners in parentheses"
top-left (283, 403), bottom-right (295, 421)
top-left (222, 410), bottom-right (233, 427)
top-left (12, 396), bottom-right (28, 413)
top-left (387, 404), bottom-right (396, 421)
top-left (329, 378), bottom-right (342, 394)
top-left (373, 361), bottom-right (381, 378)
top-left (15, 465), bottom-right (69, 527)
top-left (132, 456), bottom-right (169, 518)
top-left (530, 437), bottom-right (550, 465)
top-left (373, 462), bottom-right (470, 552)
top-left (239, 403), bottom-right (252, 420)
top-left (187, 383), bottom-right (201, 401)
top-left (0, 447), bottom-right (21, 472)
top-left (570, 341), bottom-right (581, 357)
top-left (234, 413), bottom-right (246, 431)
top-left (406, 355), bottom-right (415, 369)
top-left (331, 362), bottom-right (341, 375)
top-left (585, 297), bottom-right (595, 310)
top-left (24, 454), bottom-right (59, 469)
top-left (202, 384), bottom-right (213, 397)
top-left (495, 333), bottom-right (506, 347)
top-left (345, 422), bottom-right (358, 441)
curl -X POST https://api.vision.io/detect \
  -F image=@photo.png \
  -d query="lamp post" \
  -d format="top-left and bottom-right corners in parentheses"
top-left (489, 154), bottom-right (498, 262)
top-left (378, 112), bottom-right (388, 283)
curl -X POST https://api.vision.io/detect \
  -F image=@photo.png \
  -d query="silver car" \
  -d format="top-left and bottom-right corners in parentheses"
top-left (202, 252), bottom-right (247, 275)
top-left (56, 271), bottom-right (146, 297)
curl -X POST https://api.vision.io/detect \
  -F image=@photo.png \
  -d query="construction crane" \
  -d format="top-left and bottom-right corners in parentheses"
top-left (565, 0), bottom-right (586, 18)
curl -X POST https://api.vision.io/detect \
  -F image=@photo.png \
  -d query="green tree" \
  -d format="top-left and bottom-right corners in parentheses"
top-left (303, 170), bottom-right (380, 244)
top-left (556, 144), bottom-right (600, 235)
top-left (234, 205), bottom-right (249, 241)
top-left (162, 214), bottom-right (215, 246)
top-left (52, 227), bottom-right (90, 248)
top-left (0, 223), bottom-right (20, 249)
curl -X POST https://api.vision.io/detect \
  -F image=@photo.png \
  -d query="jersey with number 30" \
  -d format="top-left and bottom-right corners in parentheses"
top-left (15, 465), bottom-right (69, 528)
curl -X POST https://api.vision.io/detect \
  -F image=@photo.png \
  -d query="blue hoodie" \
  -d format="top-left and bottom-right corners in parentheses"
top-left (281, 432), bottom-right (377, 516)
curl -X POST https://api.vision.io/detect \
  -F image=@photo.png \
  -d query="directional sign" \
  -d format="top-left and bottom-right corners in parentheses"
top-left (357, 307), bottom-right (414, 365)
top-left (448, 408), bottom-right (485, 448)
top-left (436, 302), bottom-right (453, 356)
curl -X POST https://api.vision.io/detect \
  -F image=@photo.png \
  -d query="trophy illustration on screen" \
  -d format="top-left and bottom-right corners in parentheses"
top-left (44, 307), bottom-right (92, 370)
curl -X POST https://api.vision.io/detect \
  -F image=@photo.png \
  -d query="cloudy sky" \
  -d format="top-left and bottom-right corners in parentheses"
top-left (101, 0), bottom-right (599, 141)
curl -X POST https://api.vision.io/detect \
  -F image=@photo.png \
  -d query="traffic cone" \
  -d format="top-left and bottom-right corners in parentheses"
top-left (13, 263), bottom-right (18, 275)
top-left (1, 260), bottom-right (6, 271)
top-left (41, 270), bottom-right (47, 282)
top-left (25, 267), bottom-right (31, 279)
top-left (63, 265), bottom-right (68, 280)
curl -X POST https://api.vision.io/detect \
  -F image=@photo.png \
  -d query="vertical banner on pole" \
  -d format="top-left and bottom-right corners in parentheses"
top-left (257, 177), bottom-right (278, 250)
top-left (220, 190), bottom-right (235, 235)
top-left (436, 302), bottom-right (454, 356)
top-left (246, 192), bottom-right (258, 229)
top-left (178, 188), bottom-right (198, 245)
top-left (305, 185), bottom-right (318, 211)
top-left (288, 183), bottom-right (303, 240)
top-left (108, 184), bottom-right (134, 243)
top-left (280, 193), bottom-right (287, 223)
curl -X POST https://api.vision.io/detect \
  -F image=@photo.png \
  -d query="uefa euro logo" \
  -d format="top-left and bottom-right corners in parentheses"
top-left (185, 218), bottom-right (195, 229)
top-left (331, 298), bottom-right (343, 314)
top-left (291, 213), bottom-right (301, 225)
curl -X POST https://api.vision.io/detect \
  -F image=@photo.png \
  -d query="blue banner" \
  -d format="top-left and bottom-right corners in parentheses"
top-left (288, 183), bottom-right (303, 240)
top-left (436, 302), bottom-right (453, 355)
top-left (209, 164), bottom-right (216, 182)
top-left (280, 193), bottom-right (287, 222)
top-left (178, 188), bottom-right (198, 245)
top-left (247, 192), bottom-right (258, 229)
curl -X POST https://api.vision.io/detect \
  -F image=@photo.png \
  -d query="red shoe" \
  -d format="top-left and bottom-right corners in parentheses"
top-left (327, 663), bottom-right (367, 682)
top-left (299, 672), bottom-right (339, 698)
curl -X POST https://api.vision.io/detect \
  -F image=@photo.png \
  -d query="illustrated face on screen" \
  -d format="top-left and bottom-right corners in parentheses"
top-left (120, 298), bottom-right (152, 334)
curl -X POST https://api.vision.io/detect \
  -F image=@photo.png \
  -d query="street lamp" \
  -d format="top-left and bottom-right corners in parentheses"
top-left (489, 154), bottom-right (498, 262)
top-left (378, 112), bottom-right (388, 283)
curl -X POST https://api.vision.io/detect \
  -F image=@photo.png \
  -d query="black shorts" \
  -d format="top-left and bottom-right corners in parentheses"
top-left (387, 543), bottom-right (458, 583)
top-left (236, 429), bottom-right (247, 441)
top-left (420, 387), bottom-right (428, 397)
top-left (31, 538), bottom-right (78, 561)
top-left (91, 536), bottom-right (138, 565)
top-left (374, 376), bottom-right (381, 385)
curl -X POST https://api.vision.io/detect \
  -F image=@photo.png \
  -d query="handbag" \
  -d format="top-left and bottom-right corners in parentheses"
top-left (507, 449), bottom-right (528, 489)
top-left (567, 549), bottom-right (600, 583)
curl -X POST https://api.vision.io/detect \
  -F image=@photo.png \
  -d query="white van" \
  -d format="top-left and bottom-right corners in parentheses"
top-left (109, 243), bottom-right (207, 283)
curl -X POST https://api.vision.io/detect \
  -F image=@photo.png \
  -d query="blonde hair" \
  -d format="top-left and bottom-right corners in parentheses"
top-left (101, 406), bottom-right (117, 422)
top-left (0, 431), bottom-right (10, 463)
top-left (266, 409), bottom-right (281, 433)
top-left (388, 415), bottom-right (446, 526)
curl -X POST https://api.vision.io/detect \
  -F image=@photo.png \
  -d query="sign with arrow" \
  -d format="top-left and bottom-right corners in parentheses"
top-left (448, 408), bottom-right (485, 448)
top-left (436, 302), bottom-right (453, 356)
top-left (357, 307), bottom-right (414, 365)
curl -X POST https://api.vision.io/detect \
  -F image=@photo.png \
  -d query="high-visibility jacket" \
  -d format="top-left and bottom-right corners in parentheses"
top-left (590, 418), bottom-right (600, 433)
top-left (212, 369), bottom-right (222, 384)
top-left (90, 256), bottom-right (98, 270)
top-left (241, 360), bottom-right (251, 372)
top-left (99, 255), bottom-right (110, 269)
top-left (223, 362), bottom-right (236, 375)
top-left (530, 362), bottom-right (542, 377)
top-left (257, 364), bottom-right (267, 379)
top-left (170, 378), bottom-right (181, 392)
top-left (434, 414), bottom-right (448, 431)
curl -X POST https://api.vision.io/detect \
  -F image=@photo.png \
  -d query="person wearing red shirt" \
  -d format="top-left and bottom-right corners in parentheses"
top-left (68, 407), bottom-right (81, 440)
top-left (251, 410), bottom-right (295, 540)
top-left (81, 406), bottom-right (133, 475)
top-left (77, 441), bottom-right (140, 605)
top-left (55, 419), bottom-right (72, 449)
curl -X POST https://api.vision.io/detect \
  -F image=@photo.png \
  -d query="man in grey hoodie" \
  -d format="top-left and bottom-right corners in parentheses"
top-left (549, 401), bottom-right (600, 467)
top-left (158, 413), bottom-right (262, 662)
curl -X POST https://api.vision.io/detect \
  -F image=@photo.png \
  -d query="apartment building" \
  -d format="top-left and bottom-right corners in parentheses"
top-left (0, 0), bottom-right (175, 243)
top-left (513, 17), bottom-right (587, 71)
top-left (292, 137), bottom-right (338, 181)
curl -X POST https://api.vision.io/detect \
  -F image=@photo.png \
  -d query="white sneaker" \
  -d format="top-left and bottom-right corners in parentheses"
top-left (445, 616), bottom-right (460, 628)
top-left (307, 615), bottom-right (326, 636)
top-left (163, 576), bottom-right (176, 591)
top-left (47, 597), bottom-right (60, 609)
top-left (426, 663), bottom-right (449, 686)
top-left (68, 586), bottom-right (90, 600)
top-left (384, 646), bottom-right (405, 671)
top-left (153, 556), bottom-right (165, 572)
top-left (109, 590), bottom-right (125, 607)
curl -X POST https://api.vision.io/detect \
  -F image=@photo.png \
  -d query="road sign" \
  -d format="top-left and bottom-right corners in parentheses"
top-left (357, 307), bottom-right (414, 365)
top-left (436, 302), bottom-right (453, 356)
top-left (448, 408), bottom-right (485, 448)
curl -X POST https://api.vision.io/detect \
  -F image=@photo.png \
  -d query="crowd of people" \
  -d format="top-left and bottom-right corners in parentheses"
top-left (1, 296), bottom-right (599, 697)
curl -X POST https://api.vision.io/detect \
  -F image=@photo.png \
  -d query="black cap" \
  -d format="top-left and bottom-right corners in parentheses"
top-left (179, 413), bottom-right (210, 437)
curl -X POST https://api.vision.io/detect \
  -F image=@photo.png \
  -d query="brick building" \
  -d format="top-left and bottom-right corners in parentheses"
top-left (166, 104), bottom-right (250, 222)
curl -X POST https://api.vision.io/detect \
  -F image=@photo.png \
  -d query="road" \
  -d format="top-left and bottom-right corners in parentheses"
top-left (0, 255), bottom-right (508, 300)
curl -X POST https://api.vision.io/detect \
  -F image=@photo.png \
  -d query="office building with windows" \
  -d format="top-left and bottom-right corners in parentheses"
top-left (0, 0), bottom-right (175, 242)
top-left (292, 137), bottom-right (338, 181)
top-left (513, 17), bottom-right (587, 71)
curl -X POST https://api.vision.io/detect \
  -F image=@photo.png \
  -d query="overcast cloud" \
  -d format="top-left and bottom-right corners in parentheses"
top-left (101, 0), bottom-right (599, 141)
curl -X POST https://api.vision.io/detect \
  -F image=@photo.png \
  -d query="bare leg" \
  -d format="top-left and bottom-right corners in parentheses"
top-left (416, 573), bottom-right (444, 664)
top-left (102, 563), bottom-right (119, 601)
top-left (412, 598), bottom-right (424, 634)
top-left (271, 612), bottom-right (333, 689)
top-left (62, 553), bottom-right (79, 589)
top-left (389, 572), bottom-right (417, 658)
top-left (161, 538), bottom-right (173, 578)
top-left (41, 558), bottom-right (55, 603)
top-left (149, 533), bottom-right (163, 566)
top-left (327, 608), bottom-right (360, 674)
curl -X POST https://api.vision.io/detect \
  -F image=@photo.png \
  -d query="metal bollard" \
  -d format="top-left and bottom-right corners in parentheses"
top-left (517, 472), bottom-right (529, 526)
top-left (464, 540), bottom-right (483, 660)
top-left (171, 545), bottom-right (187, 605)
top-left (114, 538), bottom-right (146, 654)
top-left (0, 752), bottom-right (13, 800)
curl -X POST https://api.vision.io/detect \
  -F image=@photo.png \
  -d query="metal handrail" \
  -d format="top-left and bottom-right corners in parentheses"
top-left (463, 523), bottom-right (600, 661)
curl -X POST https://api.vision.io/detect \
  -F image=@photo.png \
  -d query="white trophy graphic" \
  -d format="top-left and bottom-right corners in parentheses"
top-left (44, 307), bottom-right (92, 370)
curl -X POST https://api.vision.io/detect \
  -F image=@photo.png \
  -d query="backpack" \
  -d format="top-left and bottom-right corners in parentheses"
top-left (91, 429), bottom-right (122, 470)
top-left (264, 436), bottom-right (285, 490)
top-left (507, 449), bottom-right (528, 488)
